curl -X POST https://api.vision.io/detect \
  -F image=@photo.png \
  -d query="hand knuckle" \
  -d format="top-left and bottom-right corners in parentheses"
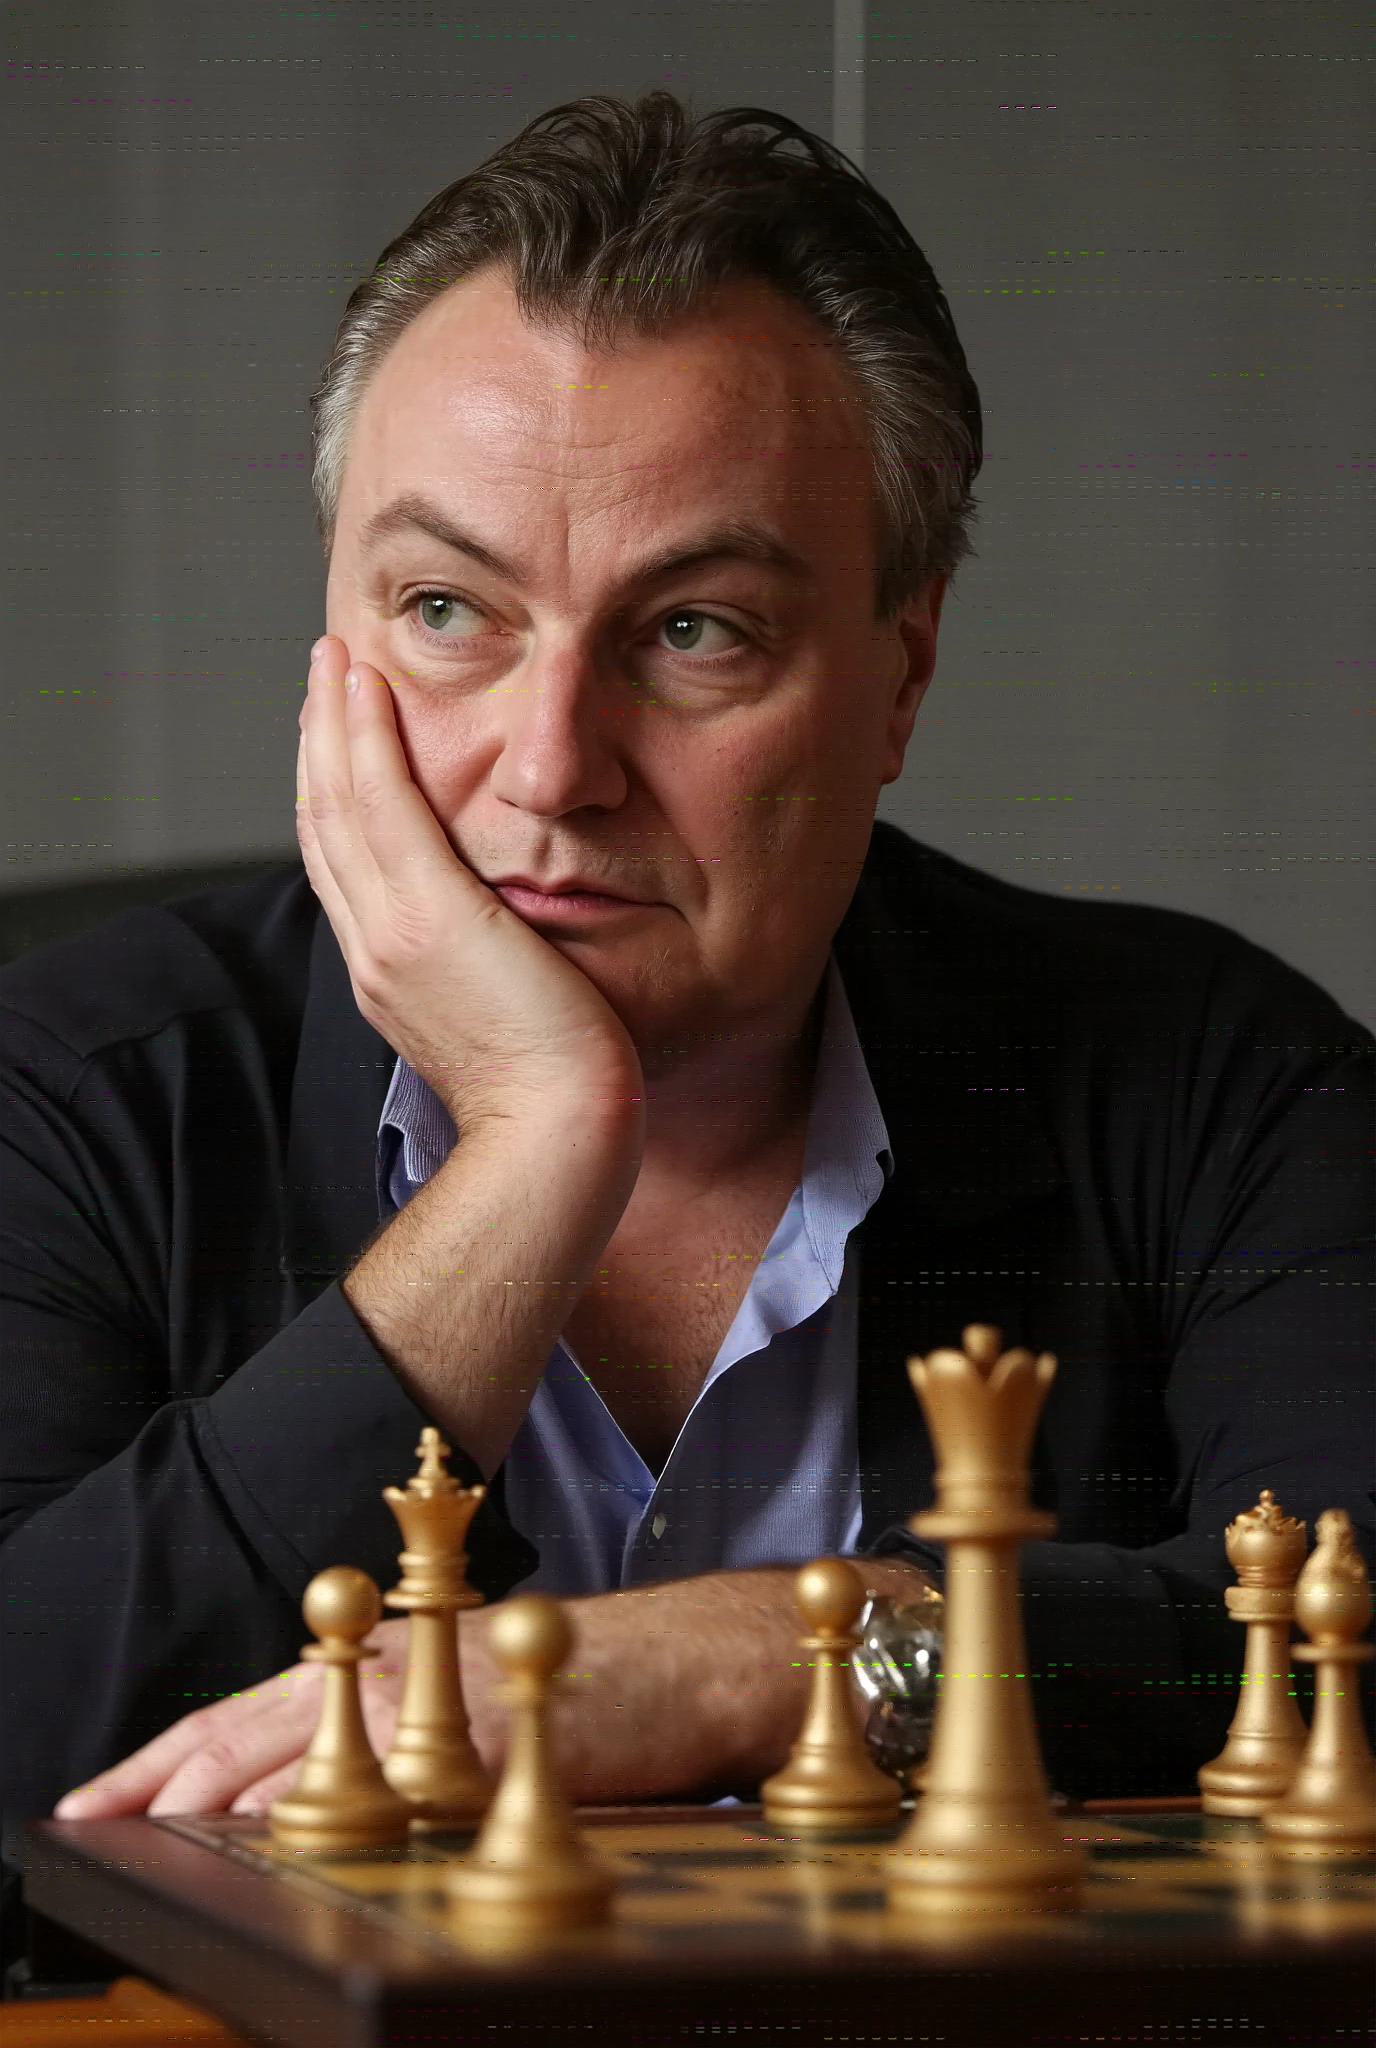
top-left (197, 1734), bottom-right (246, 1780)
top-left (368, 925), bottom-right (423, 978)
top-left (307, 787), bottom-right (344, 826)
top-left (350, 966), bottom-right (387, 1014)
top-left (174, 1703), bottom-right (218, 1741)
top-left (353, 774), bottom-right (389, 820)
top-left (350, 933), bottom-right (392, 988)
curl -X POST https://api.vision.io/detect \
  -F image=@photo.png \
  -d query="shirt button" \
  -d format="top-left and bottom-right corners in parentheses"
top-left (651, 1512), bottom-right (668, 1541)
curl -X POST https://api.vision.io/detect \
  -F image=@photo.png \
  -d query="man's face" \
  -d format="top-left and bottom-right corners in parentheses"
top-left (325, 265), bottom-right (945, 1063)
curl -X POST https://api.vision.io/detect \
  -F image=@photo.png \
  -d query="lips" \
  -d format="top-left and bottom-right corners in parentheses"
top-left (487, 875), bottom-right (649, 903)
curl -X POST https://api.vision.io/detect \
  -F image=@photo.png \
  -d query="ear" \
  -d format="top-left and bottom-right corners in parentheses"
top-left (880, 574), bottom-right (948, 787)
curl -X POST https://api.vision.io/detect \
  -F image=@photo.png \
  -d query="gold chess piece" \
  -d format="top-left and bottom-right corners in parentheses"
top-left (382, 1427), bottom-right (493, 1833)
top-left (760, 1558), bottom-right (904, 1836)
top-left (447, 1594), bottom-right (616, 1932)
top-left (268, 1566), bottom-right (411, 1855)
top-left (885, 1325), bottom-right (1086, 1915)
top-left (1263, 1508), bottom-right (1376, 1859)
top-left (1197, 1490), bottom-right (1309, 1816)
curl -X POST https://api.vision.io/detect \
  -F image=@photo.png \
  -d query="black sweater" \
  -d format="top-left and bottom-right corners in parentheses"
top-left (1, 821), bottom-right (1371, 1839)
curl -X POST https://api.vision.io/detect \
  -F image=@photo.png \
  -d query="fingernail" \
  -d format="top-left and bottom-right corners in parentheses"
top-left (311, 637), bottom-right (328, 662)
top-left (345, 666), bottom-right (362, 692)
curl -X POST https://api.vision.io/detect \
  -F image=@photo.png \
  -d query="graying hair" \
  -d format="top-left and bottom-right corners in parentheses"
top-left (308, 90), bottom-right (984, 621)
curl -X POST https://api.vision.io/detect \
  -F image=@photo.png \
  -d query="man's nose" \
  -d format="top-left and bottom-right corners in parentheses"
top-left (485, 637), bottom-right (637, 812)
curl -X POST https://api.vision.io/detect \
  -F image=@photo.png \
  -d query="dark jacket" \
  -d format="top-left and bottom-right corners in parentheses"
top-left (1, 821), bottom-right (1371, 1830)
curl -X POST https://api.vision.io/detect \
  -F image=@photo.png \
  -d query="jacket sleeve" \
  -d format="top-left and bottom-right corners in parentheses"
top-left (866, 940), bottom-right (1376, 1799)
top-left (0, 1007), bottom-right (537, 1827)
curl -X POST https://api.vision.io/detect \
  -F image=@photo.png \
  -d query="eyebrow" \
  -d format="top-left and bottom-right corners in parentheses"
top-left (358, 490), bottom-right (816, 594)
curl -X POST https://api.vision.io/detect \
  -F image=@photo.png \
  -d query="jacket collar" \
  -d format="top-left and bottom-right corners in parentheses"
top-left (835, 823), bottom-right (1070, 1544)
top-left (281, 909), bottom-right (394, 1276)
top-left (833, 821), bottom-right (1065, 1224)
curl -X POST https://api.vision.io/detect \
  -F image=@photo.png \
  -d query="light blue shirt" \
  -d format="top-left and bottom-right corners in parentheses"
top-left (376, 953), bottom-right (893, 1597)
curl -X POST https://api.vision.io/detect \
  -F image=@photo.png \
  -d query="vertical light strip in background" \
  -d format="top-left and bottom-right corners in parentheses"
top-left (832, 0), bottom-right (866, 170)
top-left (113, 0), bottom-right (173, 864)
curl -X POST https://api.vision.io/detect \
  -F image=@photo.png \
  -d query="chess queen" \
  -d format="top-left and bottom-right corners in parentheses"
top-left (885, 1326), bottom-right (1087, 1914)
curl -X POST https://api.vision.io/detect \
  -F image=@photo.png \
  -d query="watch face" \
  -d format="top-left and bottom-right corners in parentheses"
top-left (851, 1595), bottom-right (942, 1784)
top-left (851, 1595), bottom-right (943, 1707)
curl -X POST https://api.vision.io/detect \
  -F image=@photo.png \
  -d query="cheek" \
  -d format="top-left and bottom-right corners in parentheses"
top-left (713, 706), bottom-right (883, 895)
top-left (730, 695), bottom-right (855, 810)
top-left (384, 686), bottom-right (478, 817)
top-left (679, 730), bottom-right (817, 874)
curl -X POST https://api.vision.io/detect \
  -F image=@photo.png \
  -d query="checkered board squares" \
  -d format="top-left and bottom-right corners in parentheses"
top-left (161, 1810), bottom-right (1375, 1962)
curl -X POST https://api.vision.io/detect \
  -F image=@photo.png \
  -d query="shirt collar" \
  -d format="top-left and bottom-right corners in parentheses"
top-left (378, 1056), bottom-right (456, 1193)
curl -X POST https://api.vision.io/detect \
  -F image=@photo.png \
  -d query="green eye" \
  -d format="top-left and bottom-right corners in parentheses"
top-left (415, 592), bottom-right (481, 638)
top-left (407, 593), bottom-right (749, 669)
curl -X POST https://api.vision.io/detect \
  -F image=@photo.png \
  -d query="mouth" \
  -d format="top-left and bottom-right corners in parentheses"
top-left (490, 881), bottom-right (658, 924)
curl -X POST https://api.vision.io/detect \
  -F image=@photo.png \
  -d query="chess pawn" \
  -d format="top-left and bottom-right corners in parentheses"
top-left (761, 1558), bottom-right (903, 1836)
top-left (1198, 1490), bottom-right (1309, 1815)
top-left (447, 1595), bottom-right (616, 1932)
top-left (382, 1428), bottom-right (493, 1833)
top-left (1264, 1509), bottom-right (1376, 1858)
top-left (885, 1325), bottom-right (1086, 1915)
top-left (269, 1567), bottom-right (411, 1855)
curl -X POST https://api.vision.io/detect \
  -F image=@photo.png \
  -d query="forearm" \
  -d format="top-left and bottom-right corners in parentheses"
top-left (0, 1409), bottom-right (303, 1821)
top-left (0, 1284), bottom-right (445, 1821)
top-left (344, 1095), bottom-right (641, 1478)
top-left (461, 1556), bottom-right (937, 1803)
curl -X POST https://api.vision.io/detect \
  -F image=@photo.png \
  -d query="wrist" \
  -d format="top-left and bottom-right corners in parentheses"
top-left (439, 1082), bottom-right (646, 1224)
top-left (440, 1062), bottom-right (646, 1149)
top-left (853, 1556), bottom-right (941, 1604)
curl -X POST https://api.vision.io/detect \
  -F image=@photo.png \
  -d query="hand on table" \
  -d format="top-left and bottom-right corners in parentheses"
top-left (49, 1591), bottom-right (669, 1822)
top-left (53, 1615), bottom-right (519, 1819)
top-left (55, 1618), bottom-right (416, 1820)
top-left (51, 1562), bottom-right (794, 1822)
top-left (53, 1561), bottom-right (933, 1822)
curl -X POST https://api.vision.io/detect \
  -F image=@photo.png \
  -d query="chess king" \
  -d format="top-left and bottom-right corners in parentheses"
top-left (1196, 1490), bottom-right (1309, 1816)
top-left (380, 1430), bottom-right (493, 1831)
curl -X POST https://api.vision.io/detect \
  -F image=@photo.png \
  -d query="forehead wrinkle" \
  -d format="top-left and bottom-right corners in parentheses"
top-left (345, 285), bottom-right (868, 595)
top-left (374, 300), bottom-right (843, 469)
top-left (417, 375), bottom-right (787, 477)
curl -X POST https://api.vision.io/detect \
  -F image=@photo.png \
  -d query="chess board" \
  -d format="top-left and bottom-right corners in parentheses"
top-left (20, 1803), bottom-right (1375, 2047)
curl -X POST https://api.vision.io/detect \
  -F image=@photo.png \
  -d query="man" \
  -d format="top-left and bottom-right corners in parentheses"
top-left (2, 93), bottom-right (1371, 1862)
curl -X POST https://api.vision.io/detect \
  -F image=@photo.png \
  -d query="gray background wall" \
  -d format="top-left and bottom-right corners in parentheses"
top-left (4, 1), bottom-right (1371, 1023)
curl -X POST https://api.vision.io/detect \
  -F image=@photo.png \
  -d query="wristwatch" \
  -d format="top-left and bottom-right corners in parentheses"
top-left (851, 1585), bottom-right (944, 1793)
